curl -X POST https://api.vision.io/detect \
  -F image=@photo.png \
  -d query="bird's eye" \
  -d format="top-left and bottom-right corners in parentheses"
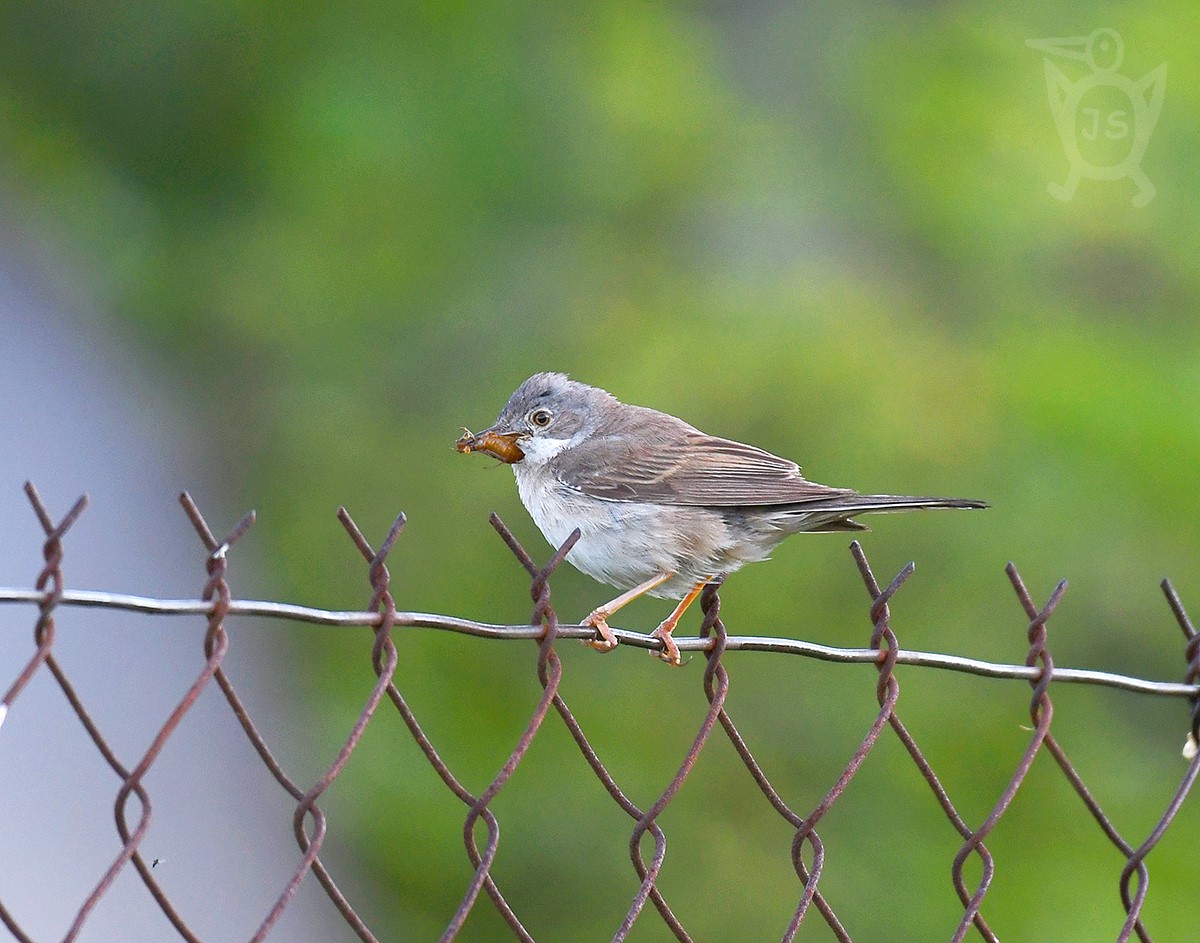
top-left (530, 408), bottom-right (553, 428)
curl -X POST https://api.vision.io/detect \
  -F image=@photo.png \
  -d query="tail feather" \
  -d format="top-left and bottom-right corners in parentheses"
top-left (814, 495), bottom-right (989, 515)
top-left (770, 494), bottom-right (987, 533)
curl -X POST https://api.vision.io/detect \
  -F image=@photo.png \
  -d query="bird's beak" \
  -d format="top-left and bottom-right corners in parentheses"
top-left (455, 426), bottom-right (525, 464)
top-left (1025, 35), bottom-right (1089, 60)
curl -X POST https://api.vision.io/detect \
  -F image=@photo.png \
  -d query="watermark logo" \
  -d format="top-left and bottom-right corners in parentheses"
top-left (1026, 29), bottom-right (1166, 206)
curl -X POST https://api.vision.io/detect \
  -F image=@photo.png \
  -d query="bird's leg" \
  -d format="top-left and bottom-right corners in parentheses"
top-left (650, 578), bottom-right (712, 666)
top-left (583, 571), bottom-right (675, 653)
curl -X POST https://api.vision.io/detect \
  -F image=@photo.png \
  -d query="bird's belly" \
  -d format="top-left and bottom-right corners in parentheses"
top-left (514, 469), bottom-right (745, 597)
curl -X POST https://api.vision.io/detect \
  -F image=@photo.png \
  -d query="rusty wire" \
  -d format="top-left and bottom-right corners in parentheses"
top-left (1, 482), bottom-right (1199, 943)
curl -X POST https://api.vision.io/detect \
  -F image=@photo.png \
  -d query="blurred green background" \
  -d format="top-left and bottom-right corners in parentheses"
top-left (2, 0), bottom-right (1198, 939)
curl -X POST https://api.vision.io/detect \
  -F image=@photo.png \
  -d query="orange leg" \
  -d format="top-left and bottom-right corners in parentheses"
top-left (651, 578), bottom-right (712, 666)
top-left (583, 571), bottom-right (676, 653)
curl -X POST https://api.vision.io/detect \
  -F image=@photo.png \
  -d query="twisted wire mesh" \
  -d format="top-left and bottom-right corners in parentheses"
top-left (1, 483), bottom-right (1198, 942)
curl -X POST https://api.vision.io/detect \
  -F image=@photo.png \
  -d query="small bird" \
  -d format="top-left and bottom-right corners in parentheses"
top-left (457, 373), bottom-right (985, 665)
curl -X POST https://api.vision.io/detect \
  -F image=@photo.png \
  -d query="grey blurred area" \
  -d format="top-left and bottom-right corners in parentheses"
top-left (0, 222), bottom-right (347, 941)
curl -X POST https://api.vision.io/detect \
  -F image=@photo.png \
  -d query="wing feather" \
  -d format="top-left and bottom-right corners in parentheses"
top-left (553, 406), bottom-right (854, 507)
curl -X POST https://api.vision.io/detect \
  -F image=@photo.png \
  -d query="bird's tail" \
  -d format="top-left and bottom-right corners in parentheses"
top-left (815, 494), bottom-right (989, 514)
top-left (772, 494), bottom-right (987, 533)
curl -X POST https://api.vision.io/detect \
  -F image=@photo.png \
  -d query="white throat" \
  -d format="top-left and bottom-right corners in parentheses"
top-left (517, 435), bottom-right (576, 466)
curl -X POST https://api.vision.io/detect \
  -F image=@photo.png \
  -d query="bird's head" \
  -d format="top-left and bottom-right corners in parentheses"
top-left (456, 372), bottom-right (609, 466)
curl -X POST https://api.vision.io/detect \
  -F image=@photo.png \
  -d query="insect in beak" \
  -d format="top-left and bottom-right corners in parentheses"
top-left (455, 427), bottom-right (526, 464)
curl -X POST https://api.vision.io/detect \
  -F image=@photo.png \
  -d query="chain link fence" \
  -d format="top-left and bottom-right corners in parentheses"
top-left (2, 482), bottom-right (1197, 942)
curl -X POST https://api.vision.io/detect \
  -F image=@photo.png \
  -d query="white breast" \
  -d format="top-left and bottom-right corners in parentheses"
top-left (511, 460), bottom-right (739, 597)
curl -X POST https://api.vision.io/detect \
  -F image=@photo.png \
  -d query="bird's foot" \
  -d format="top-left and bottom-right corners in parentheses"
top-left (650, 622), bottom-right (682, 667)
top-left (582, 610), bottom-right (618, 653)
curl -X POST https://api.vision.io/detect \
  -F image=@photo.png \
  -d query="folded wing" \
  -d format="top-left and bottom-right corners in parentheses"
top-left (556, 408), bottom-right (854, 507)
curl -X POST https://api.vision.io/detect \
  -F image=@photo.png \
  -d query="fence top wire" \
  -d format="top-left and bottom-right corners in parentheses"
top-left (0, 586), bottom-right (1194, 700)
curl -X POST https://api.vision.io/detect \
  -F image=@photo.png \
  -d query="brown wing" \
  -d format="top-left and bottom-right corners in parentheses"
top-left (554, 405), bottom-right (854, 507)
